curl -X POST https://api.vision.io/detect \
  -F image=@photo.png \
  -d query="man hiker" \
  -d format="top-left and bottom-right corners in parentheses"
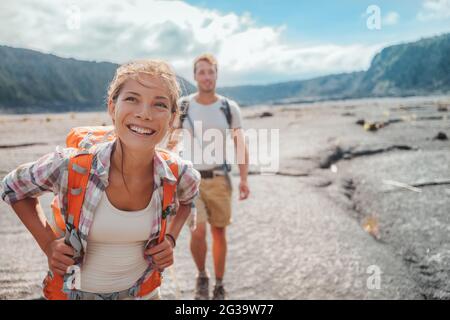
top-left (171, 53), bottom-right (250, 300)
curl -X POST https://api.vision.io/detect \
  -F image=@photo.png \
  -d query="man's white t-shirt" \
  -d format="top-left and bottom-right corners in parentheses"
top-left (178, 94), bottom-right (243, 171)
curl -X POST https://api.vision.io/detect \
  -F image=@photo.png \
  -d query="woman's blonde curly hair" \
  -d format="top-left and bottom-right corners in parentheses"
top-left (107, 59), bottom-right (181, 115)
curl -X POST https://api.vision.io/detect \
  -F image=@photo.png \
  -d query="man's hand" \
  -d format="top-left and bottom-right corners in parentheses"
top-left (239, 180), bottom-right (250, 200)
top-left (144, 237), bottom-right (174, 272)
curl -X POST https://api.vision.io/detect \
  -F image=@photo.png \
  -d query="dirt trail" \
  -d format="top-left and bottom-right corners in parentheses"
top-left (1, 96), bottom-right (449, 299)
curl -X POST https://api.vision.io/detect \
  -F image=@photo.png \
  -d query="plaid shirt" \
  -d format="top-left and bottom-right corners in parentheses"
top-left (1, 139), bottom-right (200, 295)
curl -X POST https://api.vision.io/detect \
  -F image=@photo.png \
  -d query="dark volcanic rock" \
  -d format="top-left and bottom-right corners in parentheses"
top-left (260, 112), bottom-right (273, 118)
top-left (433, 132), bottom-right (448, 140)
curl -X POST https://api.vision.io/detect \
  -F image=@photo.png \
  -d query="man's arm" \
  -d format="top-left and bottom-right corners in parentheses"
top-left (233, 128), bottom-right (250, 200)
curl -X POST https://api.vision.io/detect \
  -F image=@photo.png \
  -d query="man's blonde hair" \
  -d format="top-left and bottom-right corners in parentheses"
top-left (193, 53), bottom-right (218, 74)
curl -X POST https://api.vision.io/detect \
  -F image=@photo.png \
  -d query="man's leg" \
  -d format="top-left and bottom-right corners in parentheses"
top-left (191, 221), bottom-right (210, 300)
top-left (211, 225), bottom-right (228, 300)
top-left (210, 225), bottom-right (227, 281)
top-left (207, 176), bottom-right (232, 300)
top-left (190, 222), bottom-right (207, 272)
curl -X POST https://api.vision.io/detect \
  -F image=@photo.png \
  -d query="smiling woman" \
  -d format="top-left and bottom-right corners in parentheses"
top-left (106, 61), bottom-right (183, 197)
top-left (0, 59), bottom-right (201, 300)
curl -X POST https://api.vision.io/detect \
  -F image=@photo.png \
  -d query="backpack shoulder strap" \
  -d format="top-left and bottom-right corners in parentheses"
top-left (61, 151), bottom-right (94, 262)
top-left (179, 97), bottom-right (191, 128)
top-left (66, 151), bottom-right (94, 232)
top-left (156, 150), bottom-right (180, 243)
top-left (181, 95), bottom-right (232, 129)
top-left (220, 97), bottom-right (233, 128)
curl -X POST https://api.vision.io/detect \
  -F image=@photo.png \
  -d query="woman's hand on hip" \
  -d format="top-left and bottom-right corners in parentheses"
top-left (145, 237), bottom-right (174, 272)
top-left (44, 238), bottom-right (75, 276)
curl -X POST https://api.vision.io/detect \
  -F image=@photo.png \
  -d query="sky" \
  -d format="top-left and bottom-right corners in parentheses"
top-left (1, 0), bottom-right (450, 86)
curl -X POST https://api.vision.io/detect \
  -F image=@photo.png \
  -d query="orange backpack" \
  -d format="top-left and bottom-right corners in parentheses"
top-left (43, 126), bottom-right (178, 300)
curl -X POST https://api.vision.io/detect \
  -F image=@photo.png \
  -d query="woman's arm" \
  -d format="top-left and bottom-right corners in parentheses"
top-left (12, 197), bottom-right (57, 255)
top-left (144, 204), bottom-right (192, 271)
top-left (1, 148), bottom-right (77, 275)
top-left (166, 203), bottom-right (192, 243)
top-left (1, 147), bottom-right (73, 205)
top-left (11, 197), bottom-right (75, 276)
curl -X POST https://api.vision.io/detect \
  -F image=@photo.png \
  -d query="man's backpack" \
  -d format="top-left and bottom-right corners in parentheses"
top-left (179, 96), bottom-right (233, 130)
top-left (177, 96), bottom-right (234, 172)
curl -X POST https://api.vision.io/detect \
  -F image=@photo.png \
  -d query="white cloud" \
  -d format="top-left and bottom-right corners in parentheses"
top-left (0, 0), bottom-right (384, 86)
top-left (383, 11), bottom-right (400, 25)
top-left (418, 0), bottom-right (450, 21)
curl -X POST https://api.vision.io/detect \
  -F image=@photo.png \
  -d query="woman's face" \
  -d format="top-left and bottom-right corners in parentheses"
top-left (108, 74), bottom-right (174, 152)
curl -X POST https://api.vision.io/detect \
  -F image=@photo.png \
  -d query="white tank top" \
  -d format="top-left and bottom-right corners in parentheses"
top-left (80, 191), bottom-right (155, 293)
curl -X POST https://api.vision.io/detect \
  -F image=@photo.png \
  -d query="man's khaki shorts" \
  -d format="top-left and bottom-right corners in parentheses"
top-left (195, 175), bottom-right (232, 228)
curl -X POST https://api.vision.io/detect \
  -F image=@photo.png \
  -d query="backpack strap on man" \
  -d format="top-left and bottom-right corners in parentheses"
top-left (179, 96), bottom-right (233, 129)
top-left (178, 97), bottom-right (191, 128)
top-left (220, 97), bottom-right (233, 129)
top-left (220, 98), bottom-right (234, 172)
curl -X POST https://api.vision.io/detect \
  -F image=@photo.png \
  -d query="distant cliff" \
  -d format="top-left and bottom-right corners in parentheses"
top-left (219, 33), bottom-right (450, 105)
top-left (1, 32), bottom-right (450, 113)
top-left (0, 46), bottom-right (195, 113)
